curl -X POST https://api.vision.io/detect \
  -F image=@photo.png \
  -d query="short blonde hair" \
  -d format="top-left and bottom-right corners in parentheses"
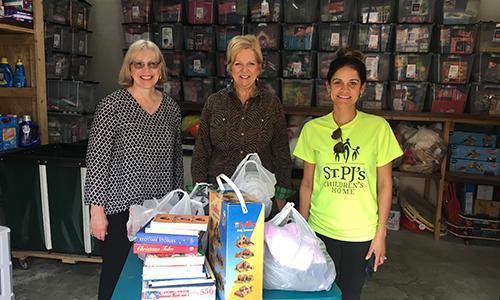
top-left (226, 35), bottom-right (263, 75)
top-left (118, 39), bottom-right (167, 86)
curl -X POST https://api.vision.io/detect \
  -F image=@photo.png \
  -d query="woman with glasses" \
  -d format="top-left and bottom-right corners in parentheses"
top-left (191, 34), bottom-right (294, 211)
top-left (84, 39), bottom-right (183, 300)
top-left (293, 47), bottom-right (402, 300)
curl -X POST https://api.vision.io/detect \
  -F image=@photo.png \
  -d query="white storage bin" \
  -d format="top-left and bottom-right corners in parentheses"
top-left (0, 226), bottom-right (14, 300)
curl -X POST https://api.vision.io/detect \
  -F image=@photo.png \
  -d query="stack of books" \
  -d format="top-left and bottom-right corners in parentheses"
top-left (134, 214), bottom-right (216, 300)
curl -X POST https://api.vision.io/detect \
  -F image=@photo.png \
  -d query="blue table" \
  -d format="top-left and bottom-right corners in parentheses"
top-left (112, 250), bottom-right (342, 300)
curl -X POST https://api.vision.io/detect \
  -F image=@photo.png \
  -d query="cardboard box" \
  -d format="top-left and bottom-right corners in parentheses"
top-left (449, 158), bottom-right (500, 176)
top-left (476, 185), bottom-right (494, 201)
top-left (449, 131), bottom-right (497, 147)
top-left (464, 183), bottom-right (475, 215)
top-left (208, 191), bottom-right (264, 300)
top-left (450, 144), bottom-right (500, 162)
top-left (474, 200), bottom-right (500, 218)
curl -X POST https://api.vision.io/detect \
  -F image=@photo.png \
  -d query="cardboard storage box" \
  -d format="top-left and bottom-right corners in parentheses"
top-left (449, 158), bottom-right (500, 176)
top-left (450, 144), bottom-right (500, 162)
top-left (474, 200), bottom-right (500, 218)
top-left (448, 131), bottom-right (497, 148)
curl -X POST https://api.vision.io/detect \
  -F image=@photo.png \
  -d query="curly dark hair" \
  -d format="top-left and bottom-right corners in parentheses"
top-left (326, 47), bottom-right (367, 85)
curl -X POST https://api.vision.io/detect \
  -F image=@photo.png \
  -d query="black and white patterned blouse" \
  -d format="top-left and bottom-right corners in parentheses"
top-left (84, 89), bottom-right (183, 215)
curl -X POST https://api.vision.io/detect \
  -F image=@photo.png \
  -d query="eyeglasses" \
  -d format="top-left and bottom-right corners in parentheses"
top-left (331, 127), bottom-right (344, 154)
top-left (130, 61), bottom-right (161, 70)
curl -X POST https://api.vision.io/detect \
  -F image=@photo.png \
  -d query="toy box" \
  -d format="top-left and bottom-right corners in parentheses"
top-left (389, 81), bottom-right (428, 112)
top-left (44, 0), bottom-right (70, 24)
top-left (208, 191), bottom-right (264, 300)
top-left (469, 83), bottom-right (500, 115)
top-left (121, 0), bottom-right (150, 23)
top-left (478, 22), bottom-right (500, 53)
top-left (315, 79), bottom-right (330, 107)
top-left (162, 78), bottom-right (183, 102)
top-left (319, 0), bottom-right (354, 22)
top-left (393, 53), bottom-right (432, 82)
top-left (248, 23), bottom-right (281, 50)
top-left (187, 0), bottom-right (214, 24)
top-left (450, 144), bottom-right (500, 163)
top-left (474, 200), bottom-right (500, 218)
top-left (281, 79), bottom-right (314, 106)
top-left (438, 24), bottom-right (477, 54)
top-left (442, 0), bottom-right (480, 25)
top-left (71, 0), bottom-right (90, 30)
top-left (217, 52), bottom-right (228, 77)
top-left (261, 51), bottom-right (280, 78)
top-left (153, 23), bottom-right (183, 50)
top-left (436, 55), bottom-right (473, 84)
top-left (161, 51), bottom-right (183, 77)
top-left (397, 0), bottom-right (435, 23)
top-left (317, 52), bottom-right (336, 79)
top-left (72, 30), bottom-right (88, 55)
top-left (283, 24), bottom-right (315, 51)
top-left (449, 158), bottom-right (500, 176)
top-left (184, 25), bottom-right (214, 51)
top-left (395, 24), bottom-right (432, 52)
top-left (430, 84), bottom-right (468, 114)
top-left (364, 53), bottom-right (390, 82)
top-left (184, 52), bottom-right (215, 77)
top-left (259, 78), bottom-right (280, 97)
top-left (153, 0), bottom-right (183, 22)
top-left (217, 0), bottom-right (248, 25)
top-left (122, 23), bottom-right (150, 48)
top-left (45, 23), bottom-right (72, 53)
top-left (282, 51), bottom-right (315, 79)
top-left (477, 53), bottom-right (500, 84)
top-left (249, 0), bottom-right (281, 22)
top-left (449, 131), bottom-right (497, 148)
top-left (354, 23), bottom-right (393, 52)
top-left (216, 25), bottom-right (242, 51)
top-left (358, 0), bottom-right (394, 23)
top-left (46, 52), bottom-right (70, 79)
top-left (318, 22), bottom-right (352, 51)
top-left (182, 77), bottom-right (214, 103)
top-left (0, 116), bottom-right (17, 151)
top-left (283, 0), bottom-right (318, 23)
top-left (358, 81), bottom-right (387, 110)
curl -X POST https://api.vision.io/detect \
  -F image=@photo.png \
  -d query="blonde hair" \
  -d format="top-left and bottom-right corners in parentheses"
top-left (226, 35), bottom-right (263, 75)
top-left (118, 39), bottom-right (167, 86)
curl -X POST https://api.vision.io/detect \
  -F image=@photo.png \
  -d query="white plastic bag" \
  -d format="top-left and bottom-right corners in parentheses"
top-left (231, 153), bottom-right (277, 218)
top-left (189, 183), bottom-right (211, 252)
top-left (263, 202), bottom-right (336, 291)
top-left (127, 189), bottom-right (204, 241)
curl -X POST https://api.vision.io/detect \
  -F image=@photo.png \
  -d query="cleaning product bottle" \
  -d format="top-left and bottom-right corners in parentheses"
top-left (13, 58), bottom-right (27, 88)
top-left (0, 57), bottom-right (14, 87)
top-left (18, 115), bottom-right (40, 147)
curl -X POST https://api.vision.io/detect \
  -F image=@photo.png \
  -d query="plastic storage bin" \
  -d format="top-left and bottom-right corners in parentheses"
top-left (70, 56), bottom-right (89, 80)
top-left (438, 24), bottom-right (477, 54)
top-left (47, 80), bottom-right (97, 113)
top-left (182, 77), bottom-right (214, 103)
top-left (478, 22), bottom-right (500, 53)
top-left (249, 0), bottom-right (281, 23)
top-left (121, 0), bottom-right (151, 23)
top-left (365, 53), bottom-right (391, 81)
top-left (216, 52), bottom-right (228, 77)
top-left (315, 79), bottom-right (330, 107)
top-left (317, 52), bottom-right (336, 79)
top-left (393, 53), bottom-right (432, 82)
top-left (162, 77), bottom-right (183, 101)
top-left (122, 23), bottom-right (151, 48)
top-left (45, 23), bottom-right (72, 53)
top-left (259, 78), bottom-right (280, 97)
top-left (184, 52), bottom-right (214, 77)
top-left (282, 51), bottom-right (316, 79)
top-left (153, 23), bottom-right (183, 50)
top-left (283, 24), bottom-right (315, 50)
top-left (215, 77), bottom-right (231, 91)
top-left (72, 30), bottom-right (88, 55)
top-left (161, 51), bottom-right (183, 77)
top-left (184, 25), bottom-right (214, 51)
top-left (248, 23), bottom-right (281, 50)
top-left (469, 83), bottom-right (500, 115)
top-left (318, 23), bottom-right (352, 51)
top-left (358, 0), bottom-right (394, 23)
top-left (0, 226), bottom-right (13, 300)
top-left (430, 84), bottom-right (469, 113)
top-left (216, 25), bottom-right (242, 51)
top-left (71, 0), bottom-right (90, 30)
top-left (354, 23), bottom-right (393, 52)
top-left (477, 53), bottom-right (500, 84)
top-left (187, 0), bottom-right (214, 24)
top-left (390, 81), bottom-right (428, 112)
top-left (0, 116), bottom-right (17, 152)
top-left (397, 0), bottom-right (435, 23)
top-left (48, 114), bottom-right (88, 143)
top-left (44, 0), bottom-right (70, 24)
top-left (436, 55), bottom-right (473, 84)
top-left (395, 24), bottom-right (432, 52)
top-left (442, 0), bottom-right (480, 24)
top-left (358, 81), bottom-right (388, 110)
top-left (319, 0), bottom-right (354, 22)
top-left (262, 51), bottom-right (280, 78)
top-left (284, 0), bottom-right (318, 23)
top-left (153, 0), bottom-right (183, 23)
top-left (217, 0), bottom-right (248, 25)
top-left (46, 53), bottom-right (71, 79)
top-left (281, 79), bottom-right (314, 106)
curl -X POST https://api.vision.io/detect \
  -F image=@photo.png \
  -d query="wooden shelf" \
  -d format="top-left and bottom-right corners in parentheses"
top-left (393, 170), bottom-right (440, 180)
top-left (446, 171), bottom-right (500, 185)
top-left (0, 87), bottom-right (36, 98)
top-left (0, 22), bottom-right (34, 34)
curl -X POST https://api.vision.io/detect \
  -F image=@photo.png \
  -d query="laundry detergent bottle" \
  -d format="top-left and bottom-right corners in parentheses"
top-left (13, 58), bottom-right (27, 87)
top-left (0, 57), bottom-right (14, 87)
top-left (18, 115), bottom-right (40, 147)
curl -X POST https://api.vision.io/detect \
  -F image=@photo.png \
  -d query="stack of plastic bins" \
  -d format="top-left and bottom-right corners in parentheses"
top-left (0, 142), bottom-right (98, 256)
top-left (0, 226), bottom-right (14, 300)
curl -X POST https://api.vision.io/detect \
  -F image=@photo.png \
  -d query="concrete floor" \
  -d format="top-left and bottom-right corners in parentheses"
top-left (10, 229), bottom-right (500, 300)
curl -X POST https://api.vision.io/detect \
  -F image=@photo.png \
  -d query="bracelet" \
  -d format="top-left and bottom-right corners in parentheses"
top-left (377, 223), bottom-right (388, 228)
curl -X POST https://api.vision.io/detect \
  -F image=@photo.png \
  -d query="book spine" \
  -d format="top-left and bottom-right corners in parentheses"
top-left (135, 232), bottom-right (198, 246)
top-left (133, 243), bottom-right (198, 255)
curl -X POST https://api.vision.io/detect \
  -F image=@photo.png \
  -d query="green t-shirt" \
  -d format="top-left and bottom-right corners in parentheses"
top-left (293, 111), bottom-right (403, 242)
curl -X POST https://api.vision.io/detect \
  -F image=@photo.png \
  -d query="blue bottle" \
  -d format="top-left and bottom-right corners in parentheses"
top-left (0, 57), bottom-right (14, 87)
top-left (18, 115), bottom-right (40, 148)
top-left (13, 58), bottom-right (27, 88)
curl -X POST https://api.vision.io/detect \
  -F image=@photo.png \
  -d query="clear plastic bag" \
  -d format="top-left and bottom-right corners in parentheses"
top-left (127, 189), bottom-right (204, 241)
top-left (263, 203), bottom-right (336, 291)
top-left (231, 153), bottom-right (277, 218)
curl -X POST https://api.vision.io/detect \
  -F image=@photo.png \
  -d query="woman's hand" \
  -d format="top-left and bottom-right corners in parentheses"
top-left (365, 227), bottom-right (387, 272)
top-left (90, 205), bottom-right (108, 241)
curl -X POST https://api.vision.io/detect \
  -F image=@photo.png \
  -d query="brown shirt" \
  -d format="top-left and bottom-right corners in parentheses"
top-left (191, 83), bottom-right (292, 190)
